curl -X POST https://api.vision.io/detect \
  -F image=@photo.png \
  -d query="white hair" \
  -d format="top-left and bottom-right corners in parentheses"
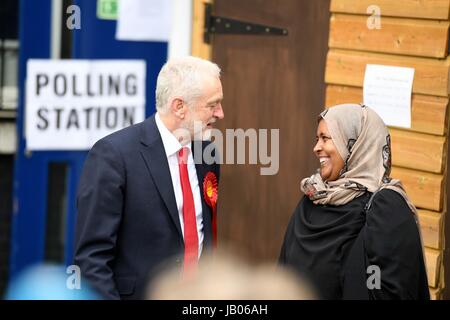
top-left (155, 56), bottom-right (221, 113)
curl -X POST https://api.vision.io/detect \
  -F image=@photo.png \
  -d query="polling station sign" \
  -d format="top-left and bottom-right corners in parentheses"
top-left (25, 59), bottom-right (146, 150)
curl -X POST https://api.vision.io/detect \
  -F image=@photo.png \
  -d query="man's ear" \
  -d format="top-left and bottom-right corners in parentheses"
top-left (170, 97), bottom-right (185, 119)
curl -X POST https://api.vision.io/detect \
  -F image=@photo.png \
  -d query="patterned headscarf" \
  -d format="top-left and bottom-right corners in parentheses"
top-left (301, 103), bottom-right (417, 214)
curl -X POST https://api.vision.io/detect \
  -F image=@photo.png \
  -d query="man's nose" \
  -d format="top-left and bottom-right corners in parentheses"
top-left (214, 104), bottom-right (225, 119)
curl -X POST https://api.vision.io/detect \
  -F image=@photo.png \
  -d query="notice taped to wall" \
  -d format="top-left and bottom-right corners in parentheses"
top-left (363, 64), bottom-right (414, 128)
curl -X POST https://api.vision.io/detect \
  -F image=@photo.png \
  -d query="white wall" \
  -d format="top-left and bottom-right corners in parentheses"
top-left (168, 0), bottom-right (193, 58)
top-left (0, 123), bottom-right (17, 154)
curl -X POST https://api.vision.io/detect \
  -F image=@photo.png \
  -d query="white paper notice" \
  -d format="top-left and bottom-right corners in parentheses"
top-left (363, 64), bottom-right (415, 128)
top-left (26, 59), bottom-right (146, 151)
top-left (116, 0), bottom-right (172, 42)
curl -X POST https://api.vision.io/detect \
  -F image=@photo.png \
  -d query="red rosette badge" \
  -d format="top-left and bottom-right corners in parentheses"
top-left (203, 172), bottom-right (218, 248)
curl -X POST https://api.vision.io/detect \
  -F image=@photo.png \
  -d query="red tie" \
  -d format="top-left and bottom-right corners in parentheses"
top-left (178, 147), bottom-right (198, 273)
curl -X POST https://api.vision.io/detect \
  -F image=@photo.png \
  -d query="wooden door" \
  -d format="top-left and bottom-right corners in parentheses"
top-left (210, 0), bottom-right (331, 262)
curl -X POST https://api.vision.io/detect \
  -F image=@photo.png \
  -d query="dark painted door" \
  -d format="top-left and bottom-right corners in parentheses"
top-left (212, 0), bottom-right (331, 262)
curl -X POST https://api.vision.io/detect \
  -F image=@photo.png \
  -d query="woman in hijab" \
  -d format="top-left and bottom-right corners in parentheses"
top-left (279, 104), bottom-right (429, 300)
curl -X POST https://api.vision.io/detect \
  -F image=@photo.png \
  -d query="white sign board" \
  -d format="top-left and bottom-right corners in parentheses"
top-left (26, 59), bottom-right (146, 150)
top-left (363, 64), bottom-right (415, 128)
top-left (116, 0), bottom-right (172, 42)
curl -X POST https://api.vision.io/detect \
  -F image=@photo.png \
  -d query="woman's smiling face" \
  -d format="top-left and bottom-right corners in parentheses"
top-left (313, 119), bottom-right (344, 182)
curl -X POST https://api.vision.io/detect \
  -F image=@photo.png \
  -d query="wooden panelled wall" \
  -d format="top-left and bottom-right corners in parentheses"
top-left (192, 0), bottom-right (212, 60)
top-left (326, 0), bottom-right (450, 300)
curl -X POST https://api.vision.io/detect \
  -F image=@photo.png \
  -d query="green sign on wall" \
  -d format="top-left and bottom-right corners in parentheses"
top-left (97, 0), bottom-right (118, 20)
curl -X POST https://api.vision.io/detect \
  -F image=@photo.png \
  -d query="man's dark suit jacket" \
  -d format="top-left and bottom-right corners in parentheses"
top-left (74, 115), bottom-right (220, 300)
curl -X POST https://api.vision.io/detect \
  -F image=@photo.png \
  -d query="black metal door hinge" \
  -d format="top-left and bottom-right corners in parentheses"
top-left (204, 3), bottom-right (288, 44)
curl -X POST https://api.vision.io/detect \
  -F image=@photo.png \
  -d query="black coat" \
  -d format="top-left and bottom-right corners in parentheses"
top-left (74, 115), bottom-right (220, 299)
top-left (279, 189), bottom-right (429, 300)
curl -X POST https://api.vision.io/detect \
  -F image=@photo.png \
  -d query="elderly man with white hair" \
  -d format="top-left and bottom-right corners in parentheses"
top-left (74, 56), bottom-right (224, 300)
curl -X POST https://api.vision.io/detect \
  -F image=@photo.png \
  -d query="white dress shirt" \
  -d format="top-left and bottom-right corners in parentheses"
top-left (155, 113), bottom-right (203, 258)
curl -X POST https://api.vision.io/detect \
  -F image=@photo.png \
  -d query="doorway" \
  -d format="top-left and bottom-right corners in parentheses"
top-left (208, 0), bottom-right (331, 262)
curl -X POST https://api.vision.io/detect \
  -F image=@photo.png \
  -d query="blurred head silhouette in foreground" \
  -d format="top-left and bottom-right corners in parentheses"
top-left (5, 264), bottom-right (100, 300)
top-left (147, 250), bottom-right (317, 300)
